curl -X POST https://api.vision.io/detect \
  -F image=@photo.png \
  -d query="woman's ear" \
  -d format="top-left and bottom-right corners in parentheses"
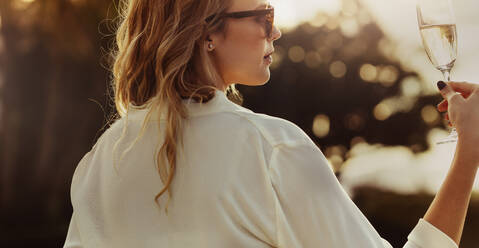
top-left (206, 36), bottom-right (215, 51)
top-left (206, 31), bottom-right (224, 51)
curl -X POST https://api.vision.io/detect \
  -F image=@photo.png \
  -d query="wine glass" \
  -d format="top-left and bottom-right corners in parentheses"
top-left (417, 0), bottom-right (458, 144)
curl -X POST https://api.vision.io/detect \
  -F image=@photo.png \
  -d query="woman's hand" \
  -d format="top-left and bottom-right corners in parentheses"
top-left (421, 81), bottom-right (479, 245)
top-left (437, 81), bottom-right (479, 164)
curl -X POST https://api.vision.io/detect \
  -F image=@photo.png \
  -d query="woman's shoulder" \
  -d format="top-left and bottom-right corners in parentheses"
top-left (73, 116), bottom-right (129, 168)
top-left (230, 106), bottom-right (313, 148)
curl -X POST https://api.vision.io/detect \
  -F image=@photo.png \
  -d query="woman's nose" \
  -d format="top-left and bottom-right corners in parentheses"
top-left (271, 26), bottom-right (282, 41)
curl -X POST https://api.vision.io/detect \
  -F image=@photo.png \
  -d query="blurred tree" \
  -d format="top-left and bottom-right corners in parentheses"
top-left (238, 5), bottom-right (444, 172)
top-left (0, 0), bottom-right (117, 246)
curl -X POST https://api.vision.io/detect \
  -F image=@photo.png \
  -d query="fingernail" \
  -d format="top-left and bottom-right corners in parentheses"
top-left (437, 81), bottom-right (446, 90)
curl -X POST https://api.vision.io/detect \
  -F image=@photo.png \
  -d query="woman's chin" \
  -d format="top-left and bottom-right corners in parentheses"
top-left (236, 78), bottom-right (269, 87)
top-left (254, 73), bottom-right (271, 86)
top-left (258, 69), bottom-right (271, 85)
top-left (233, 69), bottom-right (271, 86)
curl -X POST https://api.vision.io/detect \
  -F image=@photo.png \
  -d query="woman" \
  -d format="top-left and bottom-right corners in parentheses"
top-left (64, 0), bottom-right (479, 247)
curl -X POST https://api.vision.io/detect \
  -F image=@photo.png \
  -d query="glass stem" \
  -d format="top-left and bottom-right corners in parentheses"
top-left (440, 69), bottom-right (451, 82)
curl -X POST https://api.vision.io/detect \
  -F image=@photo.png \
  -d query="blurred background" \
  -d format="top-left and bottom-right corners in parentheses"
top-left (1, 0), bottom-right (479, 247)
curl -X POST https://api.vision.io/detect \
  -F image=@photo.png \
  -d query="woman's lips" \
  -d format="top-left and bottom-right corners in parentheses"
top-left (264, 50), bottom-right (274, 64)
top-left (264, 54), bottom-right (273, 64)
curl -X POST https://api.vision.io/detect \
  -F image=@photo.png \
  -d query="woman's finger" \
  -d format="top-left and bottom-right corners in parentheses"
top-left (436, 82), bottom-right (476, 114)
top-left (448, 81), bottom-right (476, 97)
top-left (469, 87), bottom-right (479, 102)
top-left (438, 81), bottom-right (465, 105)
top-left (437, 100), bottom-right (448, 112)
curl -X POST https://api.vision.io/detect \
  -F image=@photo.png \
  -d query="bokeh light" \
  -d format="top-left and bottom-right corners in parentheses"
top-left (329, 60), bottom-right (347, 78)
top-left (373, 103), bottom-right (392, 121)
top-left (304, 51), bottom-right (322, 68)
top-left (325, 145), bottom-right (348, 172)
top-left (312, 114), bottom-right (330, 138)
top-left (421, 105), bottom-right (440, 125)
top-left (359, 64), bottom-right (378, 82)
top-left (350, 136), bottom-right (366, 149)
top-left (340, 18), bottom-right (359, 37)
top-left (288, 45), bottom-right (305, 63)
top-left (377, 65), bottom-right (399, 87)
top-left (401, 77), bottom-right (422, 97)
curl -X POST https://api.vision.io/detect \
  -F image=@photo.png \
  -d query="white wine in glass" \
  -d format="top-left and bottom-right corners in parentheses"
top-left (417, 0), bottom-right (458, 144)
top-left (419, 24), bottom-right (457, 77)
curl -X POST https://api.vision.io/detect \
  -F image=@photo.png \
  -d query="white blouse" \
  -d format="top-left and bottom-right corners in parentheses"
top-left (64, 89), bottom-right (457, 248)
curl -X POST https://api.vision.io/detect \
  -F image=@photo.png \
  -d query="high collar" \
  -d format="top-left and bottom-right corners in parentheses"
top-left (126, 89), bottom-right (243, 121)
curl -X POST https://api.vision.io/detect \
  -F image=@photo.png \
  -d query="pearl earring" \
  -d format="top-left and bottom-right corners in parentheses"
top-left (208, 43), bottom-right (214, 51)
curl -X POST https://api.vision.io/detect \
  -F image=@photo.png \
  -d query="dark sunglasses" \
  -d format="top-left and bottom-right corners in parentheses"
top-left (206, 7), bottom-right (275, 39)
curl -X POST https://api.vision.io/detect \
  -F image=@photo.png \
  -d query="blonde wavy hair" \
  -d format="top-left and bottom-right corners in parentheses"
top-left (110, 0), bottom-right (241, 214)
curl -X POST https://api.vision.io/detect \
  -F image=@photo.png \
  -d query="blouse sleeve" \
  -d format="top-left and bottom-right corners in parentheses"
top-left (63, 145), bottom-right (97, 248)
top-left (268, 141), bottom-right (458, 248)
top-left (63, 211), bottom-right (83, 248)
